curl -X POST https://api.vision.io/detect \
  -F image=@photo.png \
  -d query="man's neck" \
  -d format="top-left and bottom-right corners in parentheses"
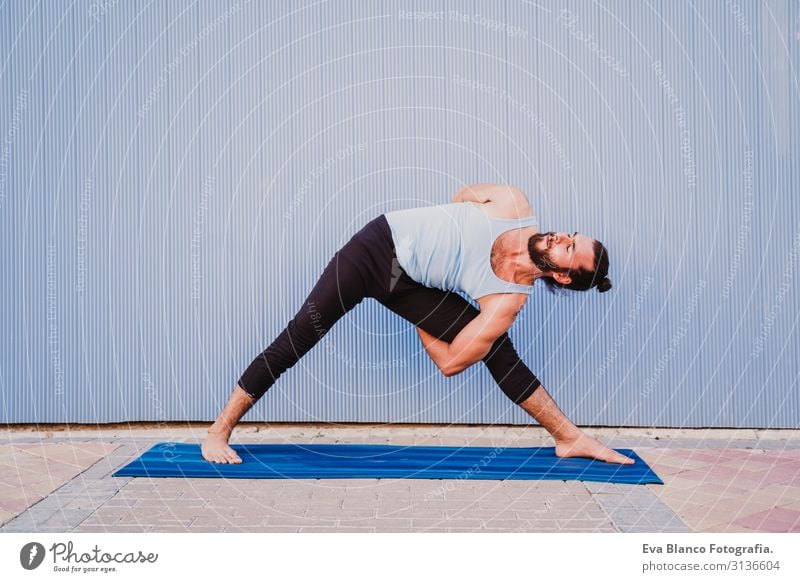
top-left (504, 247), bottom-right (545, 286)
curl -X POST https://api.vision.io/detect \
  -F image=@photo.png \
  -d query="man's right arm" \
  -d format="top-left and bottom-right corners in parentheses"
top-left (415, 298), bottom-right (519, 376)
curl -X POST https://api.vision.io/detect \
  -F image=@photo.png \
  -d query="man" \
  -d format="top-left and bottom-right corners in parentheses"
top-left (202, 183), bottom-right (632, 465)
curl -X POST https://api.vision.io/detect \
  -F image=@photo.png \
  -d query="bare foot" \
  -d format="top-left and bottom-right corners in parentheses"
top-left (201, 431), bottom-right (242, 464)
top-left (555, 432), bottom-right (634, 465)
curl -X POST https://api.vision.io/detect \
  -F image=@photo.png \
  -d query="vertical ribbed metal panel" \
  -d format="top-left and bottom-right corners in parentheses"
top-left (1, 0), bottom-right (798, 427)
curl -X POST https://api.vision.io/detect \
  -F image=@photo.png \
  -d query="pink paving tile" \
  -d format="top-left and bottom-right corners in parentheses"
top-left (657, 497), bottom-right (700, 512)
top-left (697, 523), bottom-right (758, 533)
top-left (642, 455), bottom-right (712, 471)
top-left (648, 463), bottom-right (689, 476)
top-left (678, 449), bottom-right (744, 463)
top-left (0, 442), bottom-right (116, 526)
top-left (669, 506), bottom-right (726, 528)
top-left (0, 454), bottom-right (22, 465)
top-left (685, 480), bottom-right (759, 498)
top-left (778, 499), bottom-right (800, 511)
top-left (12, 444), bottom-right (102, 467)
top-left (757, 465), bottom-right (800, 487)
top-left (748, 486), bottom-right (800, 508)
top-left (676, 465), bottom-right (764, 484)
top-left (733, 507), bottom-right (800, 533)
top-left (745, 453), bottom-right (800, 466)
top-left (0, 497), bottom-right (36, 513)
top-left (659, 474), bottom-right (706, 488)
top-left (0, 466), bottom-right (46, 484)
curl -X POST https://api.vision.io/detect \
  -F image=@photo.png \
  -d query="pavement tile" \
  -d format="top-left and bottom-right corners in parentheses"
top-left (678, 507), bottom-right (747, 530)
top-left (227, 526), bottom-right (301, 533)
top-left (265, 515), bottom-right (337, 527)
top-left (758, 466), bottom-right (800, 486)
top-left (637, 455), bottom-right (712, 471)
top-left (648, 463), bottom-right (692, 476)
top-left (336, 517), bottom-right (413, 529)
top-left (678, 450), bottom-right (743, 463)
top-left (475, 500), bottom-right (532, 511)
top-left (449, 510), bottom-right (521, 521)
top-left (73, 525), bottom-right (149, 533)
top-left (377, 507), bottom-right (447, 519)
top-left (484, 526), bottom-right (562, 532)
top-left (620, 525), bottom-right (683, 533)
top-left (696, 523), bottom-right (756, 533)
top-left (0, 497), bottom-right (36, 513)
top-left (676, 465), bottom-right (764, 484)
top-left (410, 517), bottom-right (485, 529)
top-left (676, 480), bottom-right (758, 497)
top-left (654, 476), bottom-right (711, 491)
top-left (299, 526), bottom-right (373, 532)
top-left (733, 507), bottom-right (800, 532)
top-left (0, 443), bottom-right (117, 527)
top-left (512, 508), bottom-right (563, 520)
top-left (82, 516), bottom-right (129, 530)
top-left (746, 452), bottom-right (800, 465)
top-left (186, 516), bottom-right (266, 528)
top-left (777, 499), bottom-right (800, 511)
top-left (117, 516), bottom-right (195, 528)
top-left (741, 485), bottom-right (800, 506)
top-left (659, 488), bottom-right (733, 507)
top-left (554, 518), bottom-right (615, 531)
top-left (304, 507), bottom-right (376, 519)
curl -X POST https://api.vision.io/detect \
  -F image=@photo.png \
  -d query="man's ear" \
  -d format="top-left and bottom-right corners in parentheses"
top-left (551, 271), bottom-right (572, 285)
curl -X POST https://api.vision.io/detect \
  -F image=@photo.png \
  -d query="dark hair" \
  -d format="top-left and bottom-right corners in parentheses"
top-left (541, 239), bottom-right (612, 294)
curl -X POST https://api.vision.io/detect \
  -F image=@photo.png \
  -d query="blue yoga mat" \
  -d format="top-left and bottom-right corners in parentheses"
top-left (113, 443), bottom-right (662, 484)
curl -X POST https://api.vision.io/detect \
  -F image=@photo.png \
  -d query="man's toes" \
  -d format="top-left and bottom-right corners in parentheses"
top-left (611, 451), bottom-right (634, 464)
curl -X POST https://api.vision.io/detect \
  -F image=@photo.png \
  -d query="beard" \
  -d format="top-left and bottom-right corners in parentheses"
top-left (528, 233), bottom-right (560, 272)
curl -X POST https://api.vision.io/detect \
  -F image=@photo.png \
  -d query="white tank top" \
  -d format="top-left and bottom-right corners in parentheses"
top-left (384, 202), bottom-right (538, 300)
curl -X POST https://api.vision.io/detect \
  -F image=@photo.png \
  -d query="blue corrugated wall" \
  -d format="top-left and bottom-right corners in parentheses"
top-left (1, 0), bottom-right (798, 427)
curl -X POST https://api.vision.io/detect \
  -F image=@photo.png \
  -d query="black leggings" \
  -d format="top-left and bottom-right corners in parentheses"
top-left (238, 214), bottom-right (541, 405)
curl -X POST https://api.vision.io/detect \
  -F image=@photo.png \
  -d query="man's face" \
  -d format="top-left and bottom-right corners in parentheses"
top-left (529, 231), bottom-right (596, 274)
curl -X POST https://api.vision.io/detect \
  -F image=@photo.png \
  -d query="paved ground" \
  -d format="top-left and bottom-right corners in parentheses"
top-left (1, 424), bottom-right (798, 533)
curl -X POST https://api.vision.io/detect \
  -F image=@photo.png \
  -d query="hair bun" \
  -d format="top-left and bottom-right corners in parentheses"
top-left (596, 277), bottom-right (612, 293)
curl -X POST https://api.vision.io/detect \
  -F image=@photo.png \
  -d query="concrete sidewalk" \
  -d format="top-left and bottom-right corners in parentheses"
top-left (1, 424), bottom-right (798, 533)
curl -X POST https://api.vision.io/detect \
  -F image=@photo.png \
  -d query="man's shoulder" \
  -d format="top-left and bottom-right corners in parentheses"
top-left (476, 292), bottom-right (528, 316)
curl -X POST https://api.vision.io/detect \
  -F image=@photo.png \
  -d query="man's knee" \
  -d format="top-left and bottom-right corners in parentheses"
top-left (482, 332), bottom-right (516, 362)
top-left (481, 333), bottom-right (542, 404)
